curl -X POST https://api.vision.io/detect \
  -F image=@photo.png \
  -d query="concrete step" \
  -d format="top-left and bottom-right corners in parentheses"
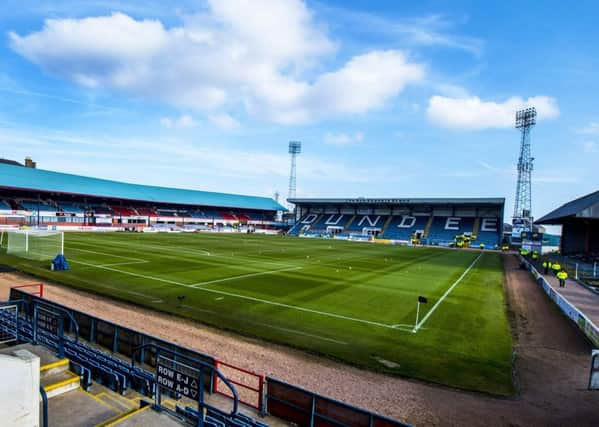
top-left (42, 369), bottom-right (80, 398)
top-left (40, 357), bottom-right (69, 379)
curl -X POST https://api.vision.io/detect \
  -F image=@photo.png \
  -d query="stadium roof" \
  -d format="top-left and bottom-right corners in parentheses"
top-left (0, 163), bottom-right (285, 211)
top-left (288, 197), bottom-right (505, 206)
top-left (535, 190), bottom-right (599, 224)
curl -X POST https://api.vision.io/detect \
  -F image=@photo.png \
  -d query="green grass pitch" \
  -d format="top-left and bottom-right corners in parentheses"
top-left (0, 232), bottom-right (513, 395)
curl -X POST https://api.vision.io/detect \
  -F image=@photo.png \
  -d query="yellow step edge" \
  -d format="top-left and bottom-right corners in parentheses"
top-left (40, 358), bottom-right (69, 372)
top-left (105, 405), bottom-right (151, 427)
top-left (94, 409), bottom-right (132, 427)
top-left (100, 393), bottom-right (137, 410)
top-left (80, 388), bottom-right (122, 414)
top-left (44, 375), bottom-right (79, 392)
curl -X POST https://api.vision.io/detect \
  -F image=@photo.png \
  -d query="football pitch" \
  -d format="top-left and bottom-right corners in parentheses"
top-left (1, 232), bottom-right (514, 395)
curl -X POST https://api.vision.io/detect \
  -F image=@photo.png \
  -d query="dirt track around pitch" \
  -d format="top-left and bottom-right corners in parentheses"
top-left (1, 254), bottom-right (598, 426)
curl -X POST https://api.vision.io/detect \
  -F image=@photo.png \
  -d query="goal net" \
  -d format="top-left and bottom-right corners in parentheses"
top-left (5, 230), bottom-right (64, 261)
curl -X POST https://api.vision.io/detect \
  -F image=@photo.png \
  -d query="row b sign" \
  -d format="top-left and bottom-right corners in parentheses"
top-left (157, 363), bottom-right (200, 400)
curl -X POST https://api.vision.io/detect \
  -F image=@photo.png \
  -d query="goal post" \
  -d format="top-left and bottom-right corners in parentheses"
top-left (6, 230), bottom-right (64, 261)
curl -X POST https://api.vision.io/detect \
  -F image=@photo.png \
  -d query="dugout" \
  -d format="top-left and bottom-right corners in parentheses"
top-left (535, 190), bottom-right (599, 256)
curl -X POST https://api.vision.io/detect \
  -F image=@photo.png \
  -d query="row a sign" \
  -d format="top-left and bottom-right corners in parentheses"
top-left (156, 363), bottom-right (200, 400)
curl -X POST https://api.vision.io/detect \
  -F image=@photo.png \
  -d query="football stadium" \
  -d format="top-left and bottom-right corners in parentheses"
top-left (2, 2), bottom-right (599, 427)
top-left (1, 156), bottom-right (599, 426)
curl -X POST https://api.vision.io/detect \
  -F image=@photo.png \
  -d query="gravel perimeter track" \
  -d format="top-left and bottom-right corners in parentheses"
top-left (1, 254), bottom-right (598, 426)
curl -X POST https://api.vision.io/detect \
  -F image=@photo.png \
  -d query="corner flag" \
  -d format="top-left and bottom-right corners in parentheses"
top-left (418, 296), bottom-right (428, 303)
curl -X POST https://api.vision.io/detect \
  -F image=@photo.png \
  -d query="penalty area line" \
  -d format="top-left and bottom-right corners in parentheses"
top-left (189, 266), bottom-right (303, 287)
top-left (412, 252), bottom-right (483, 333)
top-left (68, 259), bottom-right (401, 331)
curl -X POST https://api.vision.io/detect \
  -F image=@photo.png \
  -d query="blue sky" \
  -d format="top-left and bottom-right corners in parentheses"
top-left (0, 0), bottom-right (597, 220)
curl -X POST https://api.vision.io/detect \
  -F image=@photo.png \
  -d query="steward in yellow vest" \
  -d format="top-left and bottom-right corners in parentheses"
top-left (542, 260), bottom-right (549, 274)
top-left (557, 270), bottom-right (568, 288)
top-left (552, 262), bottom-right (561, 275)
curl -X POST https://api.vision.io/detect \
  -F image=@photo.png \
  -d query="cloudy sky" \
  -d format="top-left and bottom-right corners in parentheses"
top-left (0, 0), bottom-right (597, 218)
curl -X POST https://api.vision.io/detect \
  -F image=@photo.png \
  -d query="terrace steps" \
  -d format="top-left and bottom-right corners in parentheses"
top-left (343, 215), bottom-right (356, 232)
top-left (380, 215), bottom-right (394, 236)
top-left (423, 216), bottom-right (434, 238)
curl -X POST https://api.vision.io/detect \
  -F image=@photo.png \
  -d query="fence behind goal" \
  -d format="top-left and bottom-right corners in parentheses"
top-left (5, 230), bottom-right (64, 261)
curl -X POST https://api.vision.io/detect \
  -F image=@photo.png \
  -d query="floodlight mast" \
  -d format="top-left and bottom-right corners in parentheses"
top-left (287, 141), bottom-right (301, 211)
top-left (513, 107), bottom-right (537, 227)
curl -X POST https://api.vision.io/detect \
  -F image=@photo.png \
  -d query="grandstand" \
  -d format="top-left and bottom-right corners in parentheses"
top-left (288, 197), bottom-right (504, 247)
top-left (0, 162), bottom-right (284, 230)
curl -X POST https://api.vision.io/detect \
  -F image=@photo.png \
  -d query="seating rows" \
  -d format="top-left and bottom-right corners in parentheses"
top-left (382, 216), bottom-right (429, 241)
top-left (1, 197), bottom-right (276, 222)
top-left (426, 217), bottom-right (475, 245)
top-left (110, 206), bottom-right (139, 216)
top-left (346, 215), bottom-right (388, 232)
top-left (20, 200), bottom-right (55, 211)
top-left (177, 405), bottom-right (268, 427)
top-left (136, 207), bottom-right (159, 217)
top-left (58, 202), bottom-right (86, 214)
top-left (289, 214), bottom-right (501, 246)
top-left (11, 309), bottom-right (267, 427)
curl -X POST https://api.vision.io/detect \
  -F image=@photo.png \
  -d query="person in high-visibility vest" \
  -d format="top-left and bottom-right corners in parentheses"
top-left (552, 262), bottom-right (561, 276)
top-left (502, 244), bottom-right (509, 251)
top-left (480, 243), bottom-right (485, 250)
top-left (532, 251), bottom-right (539, 261)
top-left (557, 270), bottom-right (568, 288)
top-left (542, 260), bottom-right (549, 274)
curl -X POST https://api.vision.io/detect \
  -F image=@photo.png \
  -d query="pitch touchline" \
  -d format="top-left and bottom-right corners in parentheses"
top-left (69, 259), bottom-right (401, 330)
top-left (412, 252), bottom-right (483, 333)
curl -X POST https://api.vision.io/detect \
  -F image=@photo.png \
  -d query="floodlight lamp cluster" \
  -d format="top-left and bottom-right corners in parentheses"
top-left (515, 107), bottom-right (537, 128)
top-left (288, 141), bottom-right (302, 154)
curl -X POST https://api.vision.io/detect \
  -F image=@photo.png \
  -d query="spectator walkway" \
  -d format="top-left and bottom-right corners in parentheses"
top-left (539, 266), bottom-right (599, 328)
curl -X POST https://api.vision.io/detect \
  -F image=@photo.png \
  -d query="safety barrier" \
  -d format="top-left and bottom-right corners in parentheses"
top-left (213, 359), bottom-right (265, 413)
top-left (11, 282), bottom-right (44, 297)
top-left (266, 377), bottom-right (411, 427)
top-left (521, 257), bottom-right (599, 347)
top-left (10, 285), bottom-right (410, 426)
top-left (10, 287), bottom-right (216, 390)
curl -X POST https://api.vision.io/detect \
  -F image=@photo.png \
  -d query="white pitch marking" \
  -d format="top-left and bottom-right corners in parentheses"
top-left (190, 266), bottom-right (302, 287)
top-left (412, 252), bottom-right (483, 333)
top-left (215, 297), bottom-right (224, 301)
top-left (67, 246), bottom-right (146, 262)
top-left (98, 260), bottom-right (149, 267)
top-left (68, 260), bottom-right (401, 330)
top-left (256, 323), bottom-right (348, 345)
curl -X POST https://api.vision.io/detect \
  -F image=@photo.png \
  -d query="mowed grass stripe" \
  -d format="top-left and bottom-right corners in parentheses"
top-left (68, 257), bottom-right (400, 329)
top-left (0, 233), bottom-right (513, 395)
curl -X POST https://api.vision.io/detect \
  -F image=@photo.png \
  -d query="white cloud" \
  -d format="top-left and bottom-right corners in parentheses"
top-left (579, 122), bottom-right (599, 135)
top-left (160, 114), bottom-right (197, 128)
top-left (208, 113), bottom-right (239, 130)
top-left (8, 2), bottom-right (424, 124)
top-left (0, 124), bottom-right (373, 188)
top-left (324, 131), bottom-right (364, 145)
top-left (426, 95), bottom-right (559, 129)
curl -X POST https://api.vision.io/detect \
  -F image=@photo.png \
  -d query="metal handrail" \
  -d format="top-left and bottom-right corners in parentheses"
top-left (131, 343), bottom-right (239, 416)
top-left (39, 385), bottom-right (48, 427)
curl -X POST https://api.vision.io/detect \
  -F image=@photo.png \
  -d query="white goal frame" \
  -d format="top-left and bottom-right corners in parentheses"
top-left (4, 230), bottom-right (64, 260)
